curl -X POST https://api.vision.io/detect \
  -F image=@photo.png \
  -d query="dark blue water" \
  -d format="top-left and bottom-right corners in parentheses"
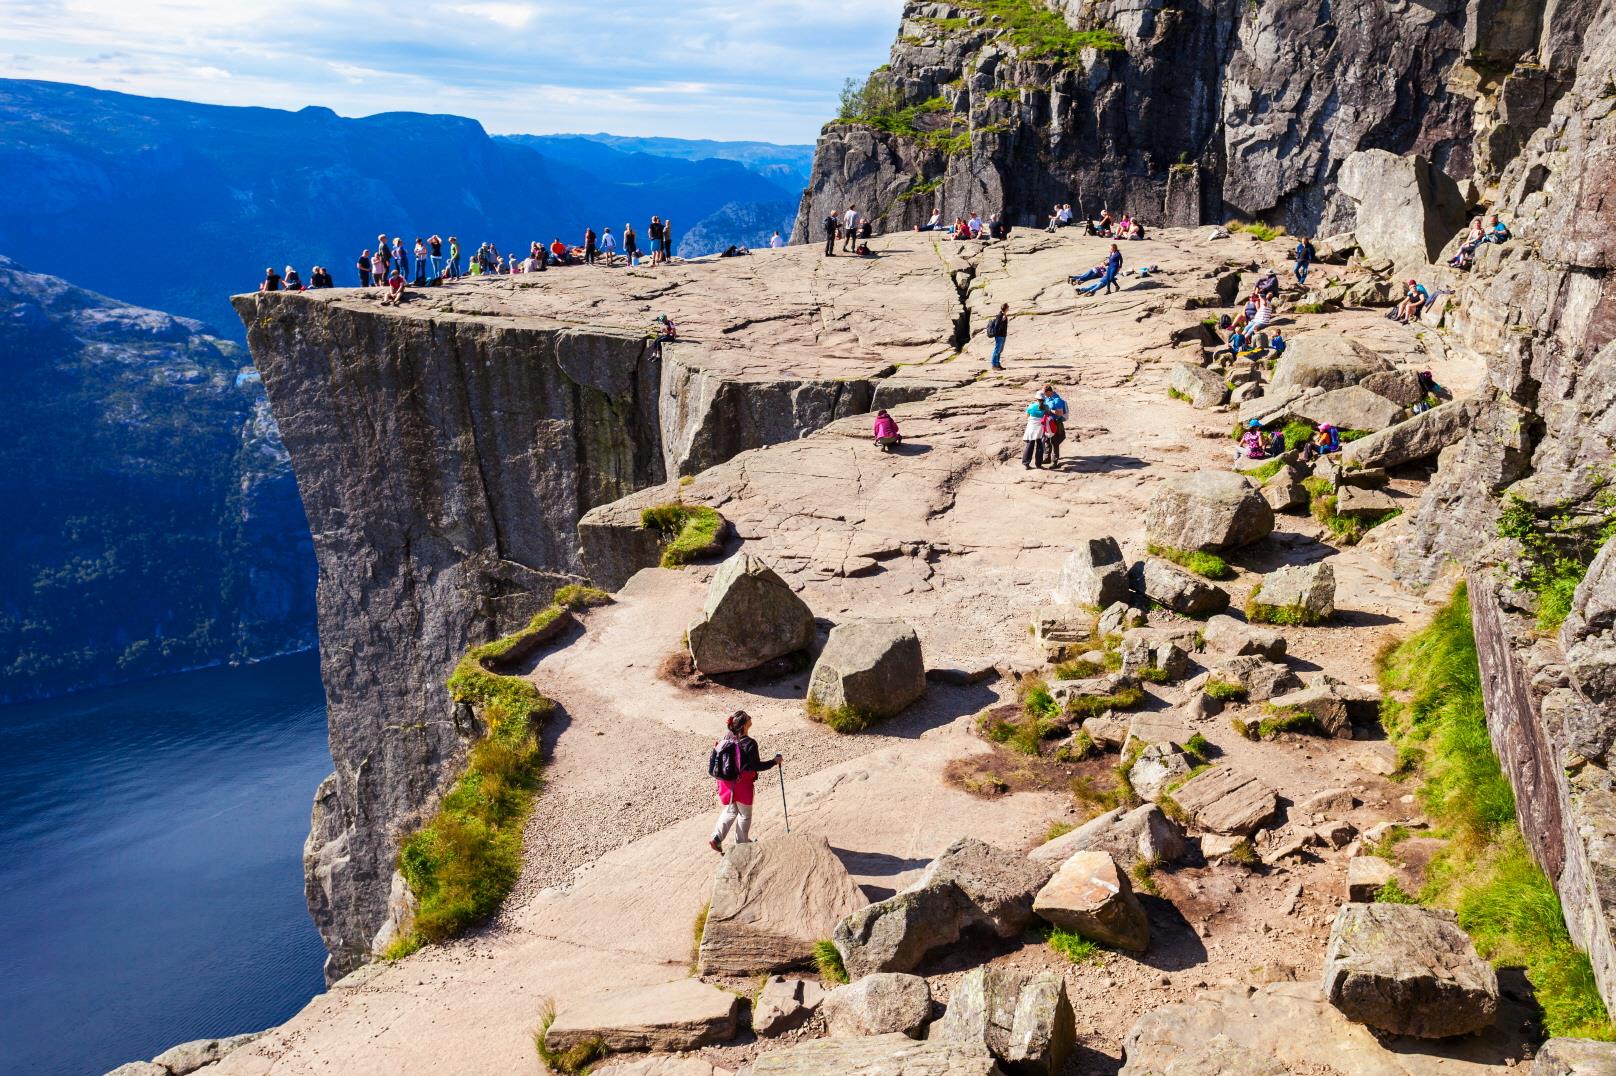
top-left (0, 653), bottom-right (331, 1076)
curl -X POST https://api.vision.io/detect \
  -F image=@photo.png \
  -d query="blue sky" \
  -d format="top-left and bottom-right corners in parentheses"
top-left (4, 0), bottom-right (904, 144)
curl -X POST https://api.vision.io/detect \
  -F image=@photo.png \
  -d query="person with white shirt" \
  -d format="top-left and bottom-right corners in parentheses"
top-left (769, 231), bottom-right (784, 249)
top-left (600, 227), bottom-right (617, 266)
top-left (842, 204), bottom-right (860, 252)
top-left (918, 210), bottom-right (943, 232)
top-left (968, 212), bottom-right (983, 238)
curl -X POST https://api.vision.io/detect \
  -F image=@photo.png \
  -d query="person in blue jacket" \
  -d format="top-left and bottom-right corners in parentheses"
top-left (1293, 236), bottom-right (1316, 285)
top-left (1079, 244), bottom-right (1124, 295)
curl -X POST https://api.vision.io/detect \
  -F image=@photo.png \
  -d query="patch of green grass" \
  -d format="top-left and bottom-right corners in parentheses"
top-left (641, 503), bottom-right (725, 568)
top-left (1496, 490), bottom-right (1616, 633)
top-left (1227, 220), bottom-right (1286, 242)
top-left (1070, 773), bottom-right (1126, 813)
top-left (1226, 838), bottom-right (1259, 866)
top-left (986, 86), bottom-right (1022, 101)
top-left (1245, 582), bottom-right (1328, 627)
top-left (1377, 583), bottom-right (1615, 1039)
top-left (1066, 685), bottom-right (1145, 720)
top-left (535, 1001), bottom-right (607, 1075)
top-left (1340, 428), bottom-right (1372, 443)
top-left (1293, 302), bottom-right (1328, 314)
top-left (1230, 716), bottom-right (1257, 740)
top-left (1241, 458), bottom-right (1285, 484)
top-left (1156, 791), bottom-right (1192, 826)
top-left (1256, 704), bottom-right (1321, 739)
top-left (899, 175), bottom-right (944, 202)
top-left (1184, 732), bottom-right (1214, 764)
top-left (1203, 678), bottom-right (1248, 702)
top-left (1054, 658), bottom-right (1103, 679)
top-left (1137, 664), bottom-right (1171, 684)
top-left (806, 697), bottom-right (875, 734)
top-left (1301, 476), bottom-right (1369, 545)
top-left (1374, 879), bottom-right (1419, 904)
top-left (1044, 820), bottom-right (1076, 842)
top-left (1167, 386), bottom-right (1192, 404)
top-left (1131, 858), bottom-right (1161, 895)
top-left (1282, 420), bottom-right (1316, 452)
top-left (1055, 729), bottom-right (1097, 762)
top-left (1363, 825), bottom-right (1412, 861)
top-left (955, 0), bottom-right (1125, 61)
top-left (1147, 543), bottom-right (1232, 580)
top-left (814, 940), bottom-right (849, 984)
top-left (1045, 925), bottom-right (1103, 963)
top-left (382, 934), bottom-right (423, 961)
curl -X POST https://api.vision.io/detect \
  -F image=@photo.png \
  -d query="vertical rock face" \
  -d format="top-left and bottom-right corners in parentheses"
top-left (234, 293), bottom-right (666, 980)
top-left (794, 0), bottom-right (1473, 238)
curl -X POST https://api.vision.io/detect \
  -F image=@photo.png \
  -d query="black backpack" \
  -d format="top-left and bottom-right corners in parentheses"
top-left (708, 739), bottom-right (742, 781)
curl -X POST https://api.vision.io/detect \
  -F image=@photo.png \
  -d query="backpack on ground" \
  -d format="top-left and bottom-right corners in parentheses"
top-left (708, 739), bottom-right (742, 782)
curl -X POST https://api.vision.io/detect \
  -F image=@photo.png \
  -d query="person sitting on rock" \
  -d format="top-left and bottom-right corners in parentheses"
top-left (1236, 420), bottom-right (1266, 461)
top-left (1270, 329), bottom-right (1287, 359)
top-left (872, 409), bottom-right (901, 451)
top-left (1046, 204), bottom-right (1064, 232)
top-left (1224, 325), bottom-right (1248, 361)
top-left (1487, 215), bottom-right (1510, 243)
top-left (550, 238), bottom-right (571, 265)
top-left (652, 314), bottom-right (678, 341)
top-left (1249, 294), bottom-right (1274, 333)
top-left (1059, 203), bottom-right (1074, 226)
top-left (917, 210), bottom-right (944, 232)
top-left (1257, 268), bottom-right (1281, 302)
top-left (708, 710), bottom-right (781, 852)
top-left (260, 266), bottom-right (282, 292)
top-left (380, 269), bottom-right (406, 306)
top-left (1393, 279), bottom-right (1430, 323)
top-left (282, 266), bottom-right (305, 291)
top-left (1299, 423), bottom-right (1341, 462)
top-left (1129, 218), bottom-right (1146, 240)
top-left (953, 217), bottom-right (971, 240)
top-left (1096, 209), bottom-right (1115, 237)
top-left (1118, 213), bottom-right (1133, 237)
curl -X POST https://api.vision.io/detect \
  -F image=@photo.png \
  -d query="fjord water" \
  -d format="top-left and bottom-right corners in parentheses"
top-left (0, 654), bottom-right (329, 1076)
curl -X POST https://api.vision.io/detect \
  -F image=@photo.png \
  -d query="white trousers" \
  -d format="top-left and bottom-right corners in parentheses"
top-left (712, 801), bottom-right (753, 845)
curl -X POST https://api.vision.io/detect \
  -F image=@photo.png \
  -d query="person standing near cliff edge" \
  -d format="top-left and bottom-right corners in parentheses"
top-left (823, 209), bottom-right (838, 257)
top-left (707, 710), bottom-right (782, 851)
top-left (986, 302), bottom-right (1010, 370)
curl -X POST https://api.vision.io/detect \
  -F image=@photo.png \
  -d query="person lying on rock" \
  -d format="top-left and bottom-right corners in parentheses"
top-left (708, 710), bottom-right (782, 852)
top-left (1069, 261), bottom-right (1107, 286)
top-left (873, 409), bottom-right (901, 451)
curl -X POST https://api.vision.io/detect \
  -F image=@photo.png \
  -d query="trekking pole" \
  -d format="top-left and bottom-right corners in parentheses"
top-left (778, 765), bottom-right (791, 834)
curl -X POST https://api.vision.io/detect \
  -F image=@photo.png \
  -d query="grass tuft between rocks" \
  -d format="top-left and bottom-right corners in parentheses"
top-left (1378, 583), bottom-right (1615, 1040)
top-left (1044, 925), bottom-right (1102, 964)
top-left (535, 1000), bottom-right (606, 1075)
top-left (640, 502), bottom-right (725, 568)
top-left (814, 939), bottom-right (849, 984)
top-left (1147, 543), bottom-right (1233, 580)
top-left (806, 696), bottom-right (877, 734)
top-left (1241, 457), bottom-right (1285, 484)
top-left (1203, 677), bottom-right (1248, 702)
top-left (1245, 582), bottom-right (1328, 627)
top-left (690, 901), bottom-right (709, 973)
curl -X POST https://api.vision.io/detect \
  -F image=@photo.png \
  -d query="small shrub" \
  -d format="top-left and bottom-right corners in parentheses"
top-left (813, 939), bottom-right (849, 984)
top-left (1184, 732), bottom-right (1214, 764)
top-left (382, 934), bottom-right (423, 961)
top-left (640, 503), bottom-right (724, 568)
top-left (1230, 716), bottom-right (1258, 740)
top-left (1293, 302), bottom-right (1328, 314)
top-left (1131, 858), bottom-right (1161, 895)
top-left (535, 1000), bottom-right (606, 1075)
top-left (1054, 658), bottom-right (1103, 679)
top-left (807, 697), bottom-right (873, 734)
top-left (1156, 794), bottom-right (1190, 827)
top-left (1021, 676), bottom-right (1060, 720)
top-left (1066, 685), bottom-right (1144, 719)
top-left (1203, 678), bottom-right (1247, 702)
top-left (1055, 729), bottom-right (1097, 762)
top-left (1374, 879), bottom-right (1419, 905)
top-left (1340, 428), bottom-right (1372, 443)
top-left (1147, 543), bottom-right (1233, 580)
top-left (1226, 838), bottom-right (1259, 866)
top-left (1071, 773), bottom-right (1125, 812)
top-left (1044, 820), bottom-right (1076, 842)
top-left (1167, 386), bottom-right (1192, 403)
top-left (1137, 664), bottom-right (1171, 684)
top-left (1045, 926), bottom-right (1102, 963)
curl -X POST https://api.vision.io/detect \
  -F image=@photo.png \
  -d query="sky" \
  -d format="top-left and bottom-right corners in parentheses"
top-left (2, 0), bottom-right (904, 144)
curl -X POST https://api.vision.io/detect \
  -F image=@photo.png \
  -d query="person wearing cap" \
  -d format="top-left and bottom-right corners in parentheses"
top-left (708, 710), bottom-right (782, 852)
top-left (1237, 419), bottom-right (1266, 461)
top-left (1394, 279), bottom-right (1431, 323)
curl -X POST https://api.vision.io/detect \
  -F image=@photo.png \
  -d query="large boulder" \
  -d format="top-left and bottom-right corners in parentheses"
top-left (687, 554), bottom-right (815, 674)
top-left (1211, 654), bottom-right (1304, 701)
top-left (1051, 537), bottom-right (1130, 609)
top-left (1144, 472), bottom-right (1274, 553)
top-left (1030, 804), bottom-right (1187, 870)
top-left (1321, 903), bottom-right (1499, 1038)
top-left (833, 880), bottom-right (971, 978)
top-left (1291, 386), bottom-right (1406, 432)
top-left (1260, 464), bottom-right (1308, 512)
top-left (1268, 683), bottom-right (1354, 738)
top-left (1128, 743), bottom-right (1195, 802)
top-left (1533, 1038), bottom-right (1616, 1075)
top-left (807, 618), bottom-right (926, 724)
top-left (1170, 362), bottom-right (1230, 408)
top-left (698, 833), bottom-right (869, 975)
top-left (1119, 627), bottom-right (1193, 678)
top-left (1340, 400), bottom-right (1469, 469)
top-left (543, 979), bottom-right (743, 1054)
top-left (1270, 335), bottom-right (1392, 392)
top-left (150, 1035), bottom-right (262, 1075)
top-left (1248, 562), bottom-right (1335, 624)
top-left (752, 1033), bottom-right (1000, 1074)
top-left (820, 973), bottom-right (933, 1038)
top-left (1202, 614), bottom-right (1286, 660)
top-left (913, 837), bottom-right (1055, 939)
top-left (1171, 766), bottom-right (1279, 835)
top-left (1360, 368), bottom-right (1427, 407)
top-left (1032, 850), bottom-right (1150, 951)
top-left (1128, 559), bottom-right (1232, 616)
top-left (929, 967), bottom-right (1075, 1075)
top-left (1337, 149), bottom-right (1469, 268)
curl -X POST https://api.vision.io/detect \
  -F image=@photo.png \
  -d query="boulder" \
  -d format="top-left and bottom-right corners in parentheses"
top-left (1144, 471), bottom-right (1274, 553)
top-left (752, 976), bottom-right (825, 1037)
top-left (1313, 232), bottom-right (1359, 263)
top-left (1268, 684), bottom-right (1353, 738)
top-left (1336, 485), bottom-right (1398, 518)
top-left (1321, 903), bottom-right (1498, 1038)
top-left (1337, 149), bottom-right (1469, 268)
top-left (1170, 362), bottom-right (1230, 408)
top-left (1360, 369), bottom-right (1426, 407)
top-left (1270, 335), bottom-right (1392, 392)
top-left (1339, 466), bottom-right (1389, 488)
top-left (1129, 743), bottom-right (1195, 802)
top-left (807, 618), bottom-right (926, 723)
top-left (1346, 856), bottom-right (1396, 902)
top-left (698, 833), bottom-right (869, 975)
top-left (1343, 277), bottom-right (1400, 307)
top-left (1212, 655), bottom-right (1303, 701)
top-left (687, 554), bottom-right (816, 674)
top-left (1292, 386), bottom-right (1405, 433)
top-left (1119, 627), bottom-right (1192, 678)
top-left (1172, 766), bottom-right (1279, 835)
top-left (1128, 559), bottom-right (1231, 617)
top-left (929, 967), bottom-right (1075, 1075)
top-left (105, 1066), bottom-right (167, 1076)
top-left (1124, 712), bottom-right (1195, 754)
top-left (1202, 614), bottom-right (1286, 660)
top-left (1031, 804), bottom-right (1187, 870)
top-left (1297, 786), bottom-right (1356, 819)
top-left (543, 979), bottom-right (743, 1054)
top-left (915, 837), bottom-right (1055, 939)
top-left (1080, 713), bottom-right (1128, 750)
top-left (1098, 600), bottom-right (1146, 636)
top-left (1261, 465), bottom-right (1308, 512)
top-left (1533, 1038), bottom-right (1616, 1075)
top-left (1033, 850), bottom-right (1151, 951)
top-left (821, 973), bottom-right (933, 1038)
top-left (752, 1033), bottom-right (1000, 1075)
top-left (833, 880), bottom-right (971, 977)
top-left (1340, 399), bottom-right (1469, 469)
top-left (1050, 537), bottom-right (1130, 609)
top-left (1249, 562), bottom-right (1335, 623)
top-left (150, 1035), bottom-right (263, 1075)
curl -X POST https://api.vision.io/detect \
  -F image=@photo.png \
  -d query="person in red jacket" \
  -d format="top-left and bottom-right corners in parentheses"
top-left (708, 710), bottom-right (781, 851)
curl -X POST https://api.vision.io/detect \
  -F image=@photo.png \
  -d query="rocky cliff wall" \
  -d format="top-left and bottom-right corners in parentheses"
top-left (234, 294), bottom-right (665, 979)
top-left (794, 0), bottom-right (1474, 239)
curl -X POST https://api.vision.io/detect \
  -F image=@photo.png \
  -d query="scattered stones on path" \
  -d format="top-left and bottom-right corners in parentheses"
top-left (1321, 903), bottom-right (1499, 1038)
top-left (752, 976), bottom-right (825, 1037)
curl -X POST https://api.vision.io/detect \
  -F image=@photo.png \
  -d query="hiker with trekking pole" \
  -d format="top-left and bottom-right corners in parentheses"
top-left (707, 709), bottom-right (786, 851)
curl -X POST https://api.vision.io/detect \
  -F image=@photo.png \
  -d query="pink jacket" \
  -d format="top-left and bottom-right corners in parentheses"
top-left (873, 414), bottom-right (899, 439)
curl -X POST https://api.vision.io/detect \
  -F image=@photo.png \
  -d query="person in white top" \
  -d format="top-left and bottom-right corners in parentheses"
top-left (919, 210), bottom-right (943, 232)
top-left (600, 227), bottom-right (617, 266)
top-left (1059, 204), bottom-right (1073, 224)
top-left (968, 212), bottom-right (983, 238)
top-left (842, 204), bottom-right (860, 252)
top-left (769, 231), bottom-right (784, 249)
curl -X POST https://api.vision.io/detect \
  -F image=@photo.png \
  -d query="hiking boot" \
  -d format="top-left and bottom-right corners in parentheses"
top-left (708, 838), bottom-right (723, 853)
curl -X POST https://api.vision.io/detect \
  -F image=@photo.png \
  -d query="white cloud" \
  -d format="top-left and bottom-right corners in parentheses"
top-left (2, 0), bottom-right (905, 143)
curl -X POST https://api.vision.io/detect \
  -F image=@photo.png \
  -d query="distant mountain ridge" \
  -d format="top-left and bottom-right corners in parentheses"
top-left (0, 79), bottom-right (810, 337)
top-left (526, 132), bottom-right (814, 186)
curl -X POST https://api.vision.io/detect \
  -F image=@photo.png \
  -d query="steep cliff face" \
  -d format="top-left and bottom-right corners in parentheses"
top-left (234, 294), bottom-right (665, 979)
top-left (795, 0), bottom-right (1473, 239)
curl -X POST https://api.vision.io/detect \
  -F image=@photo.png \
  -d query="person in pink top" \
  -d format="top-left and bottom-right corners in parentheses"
top-left (872, 409), bottom-right (901, 451)
top-left (707, 710), bottom-right (782, 851)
